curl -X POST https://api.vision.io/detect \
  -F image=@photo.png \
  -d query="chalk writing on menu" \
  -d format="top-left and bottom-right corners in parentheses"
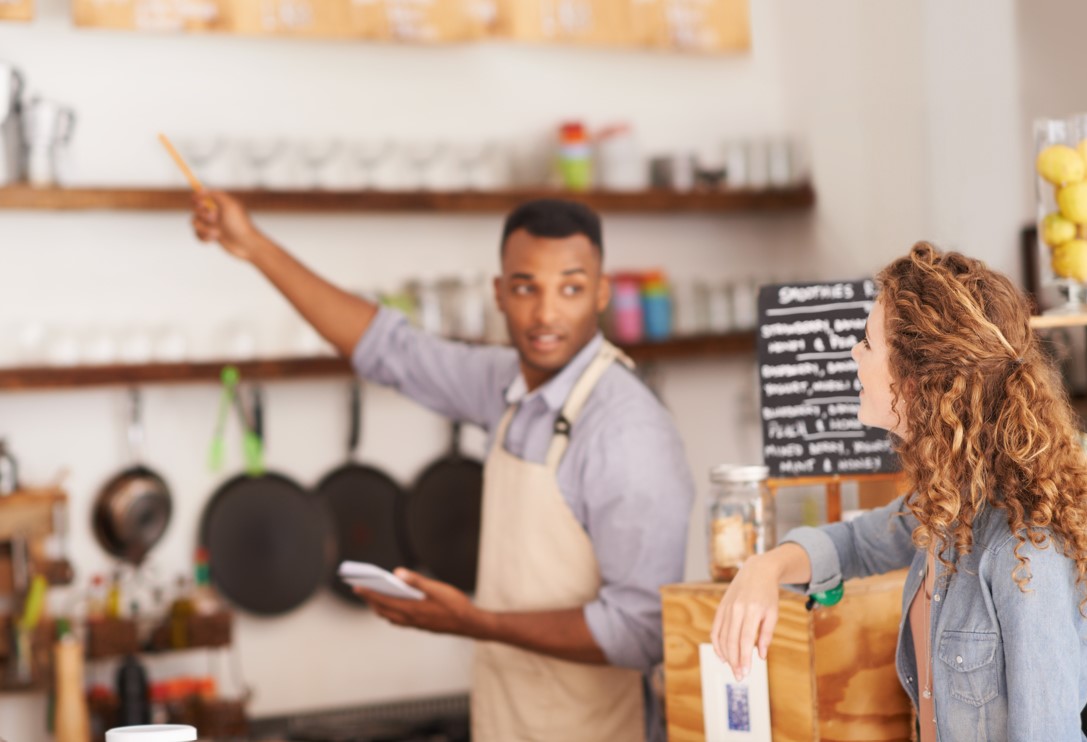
top-left (757, 280), bottom-right (899, 478)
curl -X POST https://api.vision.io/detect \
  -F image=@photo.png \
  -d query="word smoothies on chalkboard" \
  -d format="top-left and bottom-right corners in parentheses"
top-left (757, 280), bottom-right (898, 478)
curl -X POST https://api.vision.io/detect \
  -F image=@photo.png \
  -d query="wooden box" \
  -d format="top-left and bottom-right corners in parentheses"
top-left (662, 570), bottom-right (913, 741)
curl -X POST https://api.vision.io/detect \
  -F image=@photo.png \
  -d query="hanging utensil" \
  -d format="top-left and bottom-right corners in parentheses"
top-left (200, 386), bottom-right (332, 616)
top-left (402, 422), bottom-right (483, 593)
top-left (315, 380), bottom-right (409, 606)
top-left (92, 389), bottom-right (172, 565)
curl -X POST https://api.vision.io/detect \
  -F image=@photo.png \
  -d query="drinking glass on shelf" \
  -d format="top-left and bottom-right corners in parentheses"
top-left (153, 325), bottom-right (189, 363)
top-left (177, 137), bottom-right (225, 185)
top-left (348, 140), bottom-right (390, 190)
top-left (82, 326), bottom-right (119, 365)
top-left (424, 142), bottom-right (467, 191)
top-left (118, 327), bottom-right (154, 365)
top-left (240, 138), bottom-right (286, 189)
top-left (404, 141), bottom-right (438, 191)
top-left (296, 139), bottom-right (341, 190)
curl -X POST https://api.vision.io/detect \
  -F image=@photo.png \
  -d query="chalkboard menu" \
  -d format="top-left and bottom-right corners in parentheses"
top-left (757, 280), bottom-right (899, 478)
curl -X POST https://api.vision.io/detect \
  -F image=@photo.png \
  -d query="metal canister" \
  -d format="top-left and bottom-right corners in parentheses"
top-left (707, 464), bottom-right (775, 581)
top-left (0, 438), bottom-right (19, 495)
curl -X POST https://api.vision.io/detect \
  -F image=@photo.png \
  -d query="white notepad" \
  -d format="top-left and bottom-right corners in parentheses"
top-left (699, 643), bottom-right (772, 741)
top-left (337, 561), bottom-right (425, 601)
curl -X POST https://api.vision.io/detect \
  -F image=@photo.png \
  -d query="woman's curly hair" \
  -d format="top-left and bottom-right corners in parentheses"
top-left (879, 242), bottom-right (1087, 598)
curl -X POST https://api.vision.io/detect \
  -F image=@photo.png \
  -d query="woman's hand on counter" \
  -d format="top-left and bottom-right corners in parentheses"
top-left (710, 543), bottom-right (812, 682)
top-left (356, 568), bottom-right (488, 638)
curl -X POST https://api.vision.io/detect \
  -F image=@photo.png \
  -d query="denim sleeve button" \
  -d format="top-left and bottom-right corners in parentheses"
top-left (933, 593), bottom-right (941, 602)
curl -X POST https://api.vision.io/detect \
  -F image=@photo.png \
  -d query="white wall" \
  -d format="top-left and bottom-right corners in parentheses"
top-left (0, 0), bottom-right (1035, 737)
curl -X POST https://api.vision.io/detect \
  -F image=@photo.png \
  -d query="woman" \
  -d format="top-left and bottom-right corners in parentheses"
top-left (711, 243), bottom-right (1087, 740)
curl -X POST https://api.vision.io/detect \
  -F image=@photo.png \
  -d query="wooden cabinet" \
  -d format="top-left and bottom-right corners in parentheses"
top-left (67, 0), bottom-right (749, 49)
top-left (662, 571), bottom-right (913, 742)
top-left (0, 0), bottom-right (33, 22)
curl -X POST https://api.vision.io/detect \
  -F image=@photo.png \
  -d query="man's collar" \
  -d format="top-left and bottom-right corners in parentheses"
top-left (504, 333), bottom-right (605, 411)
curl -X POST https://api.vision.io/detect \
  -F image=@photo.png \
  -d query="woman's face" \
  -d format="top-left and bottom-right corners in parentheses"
top-left (852, 298), bottom-right (906, 437)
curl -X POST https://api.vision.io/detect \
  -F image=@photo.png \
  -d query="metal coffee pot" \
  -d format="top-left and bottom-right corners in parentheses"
top-left (0, 62), bottom-right (27, 185)
top-left (26, 96), bottom-right (76, 187)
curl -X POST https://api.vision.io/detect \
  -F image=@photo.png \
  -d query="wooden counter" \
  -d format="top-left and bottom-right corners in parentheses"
top-left (662, 570), bottom-right (913, 741)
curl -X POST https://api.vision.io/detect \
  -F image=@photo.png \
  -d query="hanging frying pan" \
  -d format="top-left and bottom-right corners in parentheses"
top-left (316, 380), bottom-right (409, 606)
top-left (200, 386), bottom-right (332, 616)
top-left (92, 389), bottom-right (173, 566)
top-left (402, 422), bottom-right (484, 593)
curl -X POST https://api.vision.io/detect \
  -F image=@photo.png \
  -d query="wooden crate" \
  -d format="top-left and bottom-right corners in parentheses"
top-left (662, 570), bottom-right (913, 741)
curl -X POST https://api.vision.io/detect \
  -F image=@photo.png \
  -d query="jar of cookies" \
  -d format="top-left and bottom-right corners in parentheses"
top-left (708, 464), bottom-right (775, 581)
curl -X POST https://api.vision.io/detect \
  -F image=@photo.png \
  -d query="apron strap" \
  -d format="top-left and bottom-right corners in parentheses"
top-left (545, 341), bottom-right (633, 471)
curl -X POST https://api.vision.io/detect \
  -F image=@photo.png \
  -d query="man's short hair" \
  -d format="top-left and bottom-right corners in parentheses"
top-left (500, 199), bottom-right (603, 257)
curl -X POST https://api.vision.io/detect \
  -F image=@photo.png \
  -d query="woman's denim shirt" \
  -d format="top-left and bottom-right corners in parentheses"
top-left (784, 495), bottom-right (1087, 741)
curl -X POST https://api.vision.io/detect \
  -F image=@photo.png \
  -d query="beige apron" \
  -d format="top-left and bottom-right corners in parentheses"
top-left (471, 341), bottom-right (646, 742)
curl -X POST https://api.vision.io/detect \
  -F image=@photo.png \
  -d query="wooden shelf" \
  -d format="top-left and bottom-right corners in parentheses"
top-left (0, 333), bottom-right (755, 391)
top-left (1029, 313), bottom-right (1087, 329)
top-left (0, 184), bottom-right (815, 214)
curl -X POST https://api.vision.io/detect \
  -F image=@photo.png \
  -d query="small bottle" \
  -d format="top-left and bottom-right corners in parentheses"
top-left (87, 574), bottom-right (107, 622)
top-left (707, 464), bottom-right (775, 581)
top-left (149, 681), bottom-right (170, 725)
top-left (105, 570), bottom-right (123, 620)
top-left (641, 270), bottom-right (673, 341)
top-left (115, 654), bottom-right (150, 726)
top-left (557, 121), bottom-right (592, 192)
top-left (609, 273), bottom-right (644, 344)
top-left (169, 575), bottom-right (193, 649)
top-left (191, 547), bottom-right (222, 616)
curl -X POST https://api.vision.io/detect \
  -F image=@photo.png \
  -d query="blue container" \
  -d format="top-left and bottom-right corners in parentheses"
top-left (642, 292), bottom-right (672, 341)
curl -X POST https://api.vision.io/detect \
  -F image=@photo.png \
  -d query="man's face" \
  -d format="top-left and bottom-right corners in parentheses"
top-left (494, 229), bottom-right (610, 390)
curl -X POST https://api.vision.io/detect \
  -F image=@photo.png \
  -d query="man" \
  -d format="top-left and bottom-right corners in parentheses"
top-left (191, 194), bottom-right (694, 742)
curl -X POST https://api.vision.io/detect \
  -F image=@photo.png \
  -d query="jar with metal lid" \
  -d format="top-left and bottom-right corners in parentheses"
top-left (707, 464), bottom-right (775, 581)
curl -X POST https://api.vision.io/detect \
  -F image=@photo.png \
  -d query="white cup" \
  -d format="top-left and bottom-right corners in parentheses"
top-left (106, 725), bottom-right (197, 742)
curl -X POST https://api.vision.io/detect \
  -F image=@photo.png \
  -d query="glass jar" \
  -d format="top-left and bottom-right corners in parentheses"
top-left (1034, 113), bottom-right (1087, 313)
top-left (707, 464), bottom-right (775, 581)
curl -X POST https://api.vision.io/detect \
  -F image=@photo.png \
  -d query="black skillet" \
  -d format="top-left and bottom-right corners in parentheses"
top-left (402, 421), bottom-right (484, 593)
top-left (200, 386), bottom-right (333, 616)
top-left (316, 380), bottom-right (409, 605)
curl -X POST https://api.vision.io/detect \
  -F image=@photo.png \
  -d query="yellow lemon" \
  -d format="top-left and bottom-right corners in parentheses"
top-left (1058, 181), bottom-right (1087, 223)
top-left (1052, 239), bottom-right (1087, 281)
top-left (1042, 212), bottom-right (1078, 246)
top-left (1037, 144), bottom-right (1086, 185)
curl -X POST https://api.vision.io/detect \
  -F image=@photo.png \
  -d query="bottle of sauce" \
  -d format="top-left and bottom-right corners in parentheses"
top-left (169, 575), bottom-right (193, 649)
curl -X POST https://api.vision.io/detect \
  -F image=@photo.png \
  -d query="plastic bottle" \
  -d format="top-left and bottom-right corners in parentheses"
top-left (610, 273), bottom-right (644, 343)
top-left (191, 548), bottom-right (221, 616)
top-left (87, 574), bottom-right (107, 622)
top-left (557, 121), bottom-right (592, 192)
top-left (641, 270), bottom-right (673, 341)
